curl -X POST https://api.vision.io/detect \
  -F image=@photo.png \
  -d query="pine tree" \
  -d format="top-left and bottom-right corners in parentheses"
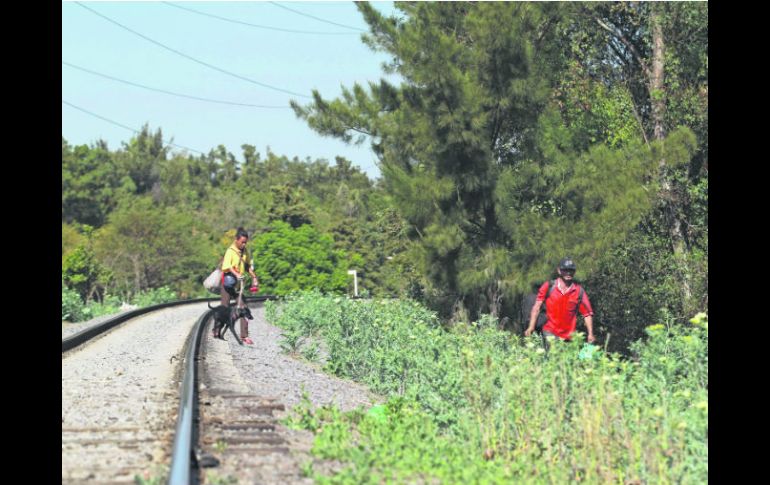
top-left (292, 2), bottom-right (699, 320)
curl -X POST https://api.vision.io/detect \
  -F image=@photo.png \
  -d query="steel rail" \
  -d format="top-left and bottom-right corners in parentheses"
top-left (167, 306), bottom-right (210, 485)
top-left (167, 295), bottom-right (276, 485)
top-left (62, 294), bottom-right (278, 483)
top-left (61, 296), bottom-right (275, 353)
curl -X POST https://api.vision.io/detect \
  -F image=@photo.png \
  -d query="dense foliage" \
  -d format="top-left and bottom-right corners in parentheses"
top-left (63, 2), bottom-right (707, 481)
top-left (62, 132), bottom-right (413, 321)
top-left (62, 1), bottom-right (706, 351)
top-left (292, 2), bottom-right (707, 327)
top-left (271, 293), bottom-right (707, 484)
top-left (251, 221), bottom-right (353, 295)
top-left (292, 1), bottom-right (707, 344)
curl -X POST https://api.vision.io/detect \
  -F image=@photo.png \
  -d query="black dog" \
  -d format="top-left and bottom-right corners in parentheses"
top-left (208, 302), bottom-right (253, 345)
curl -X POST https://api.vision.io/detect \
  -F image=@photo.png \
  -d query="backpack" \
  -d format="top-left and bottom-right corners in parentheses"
top-left (535, 280), bottom-right (585, 333)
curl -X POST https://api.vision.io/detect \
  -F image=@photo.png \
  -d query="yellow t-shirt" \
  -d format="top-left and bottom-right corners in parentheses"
top-left (222, 243), bottom-right (252, 274)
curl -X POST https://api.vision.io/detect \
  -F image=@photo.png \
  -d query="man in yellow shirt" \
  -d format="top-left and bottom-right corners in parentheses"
top-left (220, 227), bottom-right (259, 344)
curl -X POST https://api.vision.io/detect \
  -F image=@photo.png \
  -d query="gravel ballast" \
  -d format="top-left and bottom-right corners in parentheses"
top-left (62, 302), bottom-right (209, 483)
top-left (227, 304), bottom-right (379, 412)
top-left (197, 302), bottom-right (380, 484)
top-left (61, 300), bottom-right (379, 483)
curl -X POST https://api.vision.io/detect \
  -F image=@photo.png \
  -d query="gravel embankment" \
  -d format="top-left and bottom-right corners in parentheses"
top-left (62, 300), bottom-right (378, 484)
top-left (228, 304), bottom-right (379, 412)
top-left (62, 302), bottom-right (210, 484)
top-left (197, 303), bottom-right (379, 484)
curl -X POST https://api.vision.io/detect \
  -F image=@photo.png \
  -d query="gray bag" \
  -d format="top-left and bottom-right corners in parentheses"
top-left (203, 268), bottom-right (222, 294)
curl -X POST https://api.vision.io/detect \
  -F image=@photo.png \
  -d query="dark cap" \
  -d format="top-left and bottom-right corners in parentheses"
top-left (559, 258), bottom-right (576, 270)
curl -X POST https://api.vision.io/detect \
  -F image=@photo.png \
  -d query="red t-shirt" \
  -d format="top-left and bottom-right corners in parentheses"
top-left (537, 279), bottom-right (593, 339)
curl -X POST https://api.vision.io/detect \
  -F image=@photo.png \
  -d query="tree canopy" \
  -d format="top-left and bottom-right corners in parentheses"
top-left (62, 1), bottom-right (706, 350)
top-left (291, 2), bottom-right (704, 322)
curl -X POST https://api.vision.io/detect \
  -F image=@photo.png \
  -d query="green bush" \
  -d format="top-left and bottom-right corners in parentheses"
top-left (62, 284), bottom-right (179, 323)
top-left (585, 213), bottom-right (708, 355)
top-left (79, 294), bottom-right (122, 321)
top-left (62, 287), bottom-right (122, 323)
top-left (62, 284), bottom-right (84, 322)
top-left (61, 224), bottom-right (110, 303)
top-left (267, 291), bottom-right (467, 427)
top-left (251, 221), bottom-right (350, 295)
top-left (131, 286), bottom-right (177, 307)
top-left (273, 293), bottom-right (708, 484)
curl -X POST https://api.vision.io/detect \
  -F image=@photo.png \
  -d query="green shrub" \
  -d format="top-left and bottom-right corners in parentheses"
top-left (79, 294), bottom-right (122, 321)
top-left (62, 284), bottom-right (179, 323)
top-left (251, 221), bottom-right (350, 295)
top-left (62, 284), bottom-right (84, 322)
top-left (273, 293), bottom-right (708, 484)
top-left (131, 286), bottom-right (177, 307)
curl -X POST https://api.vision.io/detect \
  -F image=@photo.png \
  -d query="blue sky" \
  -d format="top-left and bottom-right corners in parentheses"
top-left (62, 1), bottom-right (400, 179)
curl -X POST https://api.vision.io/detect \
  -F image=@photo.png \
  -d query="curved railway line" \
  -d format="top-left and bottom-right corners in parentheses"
top-left (62, 296), bottom-right (294, 485)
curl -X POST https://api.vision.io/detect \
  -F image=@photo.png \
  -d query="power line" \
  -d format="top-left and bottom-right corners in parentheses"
top-left (63, 61), bottom-right (292, 109)
top-left (162, 2), bottom-right (359, 36)
top-left (62, 99), bottom-right (206, 155)
top-left (74, 2), bottom-right (312, 99)
top-left (268, 1), bottom-right (367, 32)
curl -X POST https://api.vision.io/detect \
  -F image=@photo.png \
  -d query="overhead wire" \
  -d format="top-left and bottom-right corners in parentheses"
top-left (62, 61), bottom-right (292, 109)
top-left (64, 3), bottom-right (373, 161)
top-left (162, 2), bottom-right (360, 36)
top-left (73, 2), bottom-right (313, 99)
top-left (62, 100), bottom-right (207, 155)
top-left (268, 1), bottom-right (367, 32)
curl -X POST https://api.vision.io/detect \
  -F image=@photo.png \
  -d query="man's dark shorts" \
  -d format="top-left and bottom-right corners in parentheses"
top-left (223, 273), bottom-right (238, 299)
top-left (541, 330), bottom-right (572, 351)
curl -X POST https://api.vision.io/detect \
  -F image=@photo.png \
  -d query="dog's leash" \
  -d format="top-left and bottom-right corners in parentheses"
top-left (237, 278), bottom-right (245, 309)
top-left (223, 279), bottom-right (246, 346)
top-left (225, 279), bottom-right (246, 318)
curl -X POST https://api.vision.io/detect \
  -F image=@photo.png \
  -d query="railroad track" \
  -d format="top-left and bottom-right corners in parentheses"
top-left (194, 322), bottom-right (315, 485)
top-left (62, 296), bottom-right (281, 484)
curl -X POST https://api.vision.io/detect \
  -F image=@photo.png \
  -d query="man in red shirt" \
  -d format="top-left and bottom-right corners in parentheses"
top-left (524, 258), bottom-right (595, 347)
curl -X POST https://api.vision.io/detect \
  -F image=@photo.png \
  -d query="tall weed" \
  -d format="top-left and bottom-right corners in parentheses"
top-left (271, 292), bottom-right (707, 483)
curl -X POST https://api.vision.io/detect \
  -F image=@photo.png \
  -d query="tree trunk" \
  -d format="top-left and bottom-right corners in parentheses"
top-left (650, 5), bottom-right (693, 311)
top-left (132, 255), bottom-right (143, 294)
top-left (87, 285), bottom-right (100, 305)
top-left (487, 283), bottom-right (502, 318)
top-left (650, 8), bottom-right (666, 141)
